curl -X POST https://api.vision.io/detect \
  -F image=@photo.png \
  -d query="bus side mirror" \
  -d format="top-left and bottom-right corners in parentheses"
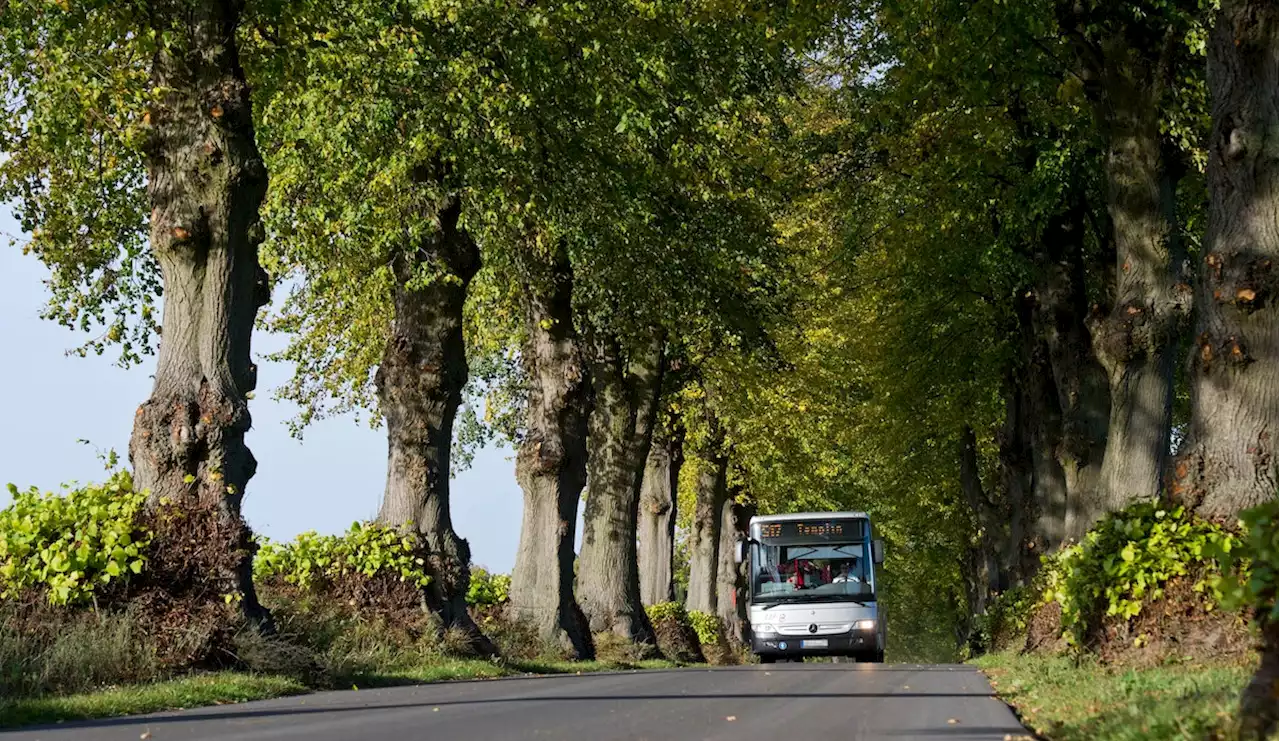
top-left (734, 540), bottom-right (746, 564)
top-left (872, 539), bottom-right (885, 564)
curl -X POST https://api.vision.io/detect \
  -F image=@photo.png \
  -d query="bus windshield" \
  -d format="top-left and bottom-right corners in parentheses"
top-left (750, 541), bottom-right (873, 603)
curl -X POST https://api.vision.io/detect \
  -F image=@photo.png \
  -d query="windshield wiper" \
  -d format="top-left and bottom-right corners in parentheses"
top-left (760, 594), bottom-right (874, 610)
top-left (760, 596), bottom-right (812, 610)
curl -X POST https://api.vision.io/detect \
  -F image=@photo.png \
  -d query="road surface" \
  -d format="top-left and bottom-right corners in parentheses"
top-left (4, 663), bottom-right (1033, 741)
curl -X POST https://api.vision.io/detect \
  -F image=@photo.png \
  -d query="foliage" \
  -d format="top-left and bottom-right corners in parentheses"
top-left (0, 472), bottom-right (149, 605)
top-left (972, 584), bottom-right (1039, 655)
top-left (1041, 502), bottom-right (1235, 647)
top-left (1207, 503), bottom-right (1279, 625)
top-left (253, 523), bottom-right (429, 591)
top-left (0, 1), bottom-right (167, 367)
top-left (245, 0), bottom-right (822, 437)
top-left (645, 601), bottom-right (689, 627)
top-left (686, 610), bottom-right (723, 646)
top-left (977, 649), bottom-right (1253, 741)
top-left (465, 567), bottom-right (511, 608)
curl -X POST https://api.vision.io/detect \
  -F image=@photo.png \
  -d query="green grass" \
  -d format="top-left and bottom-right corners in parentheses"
top-left (0, 657), bottom-right (686, 729)
top-left (975, 650), bottom-right (1253, 740)
top-left (0, 673), bottom-right (309, 729)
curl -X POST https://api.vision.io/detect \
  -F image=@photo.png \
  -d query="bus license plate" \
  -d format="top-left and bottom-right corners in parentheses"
top-left (802, 639), bottom-right (828, 649)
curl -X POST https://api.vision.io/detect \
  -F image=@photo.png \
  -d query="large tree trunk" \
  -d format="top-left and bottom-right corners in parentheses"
top-left (373, 196), bottom-right (493, 655)
top-left (1005, 296), bottom-right (1071, 562)
top-left (1179, 5), bottom-right (1278, 734)
top-left (129, 0), bottom-right (272, 627)
top-left (997, 376), bottom-right (1039, 580)
top-left (638, 425), bottom-right (683, 606)
top-left (507, 245), bottom-right (594, 660)
top-left (1013, 290), bottom-right (1075, 557)
top-left (959, 425), bottom-right (998, 614)
top-left (1170, 0), bottom-right (1278, 521)
top-left (1032, 198), bottom-right (1113, 540)
top-left (1058, 17), bottom-right (1190, 512)
top-left (576, 328), bottom-right (665, 647)
top-left (716, 497), bottom-right (751, 646)
top-left (686, 432), bottom-right (728, 615)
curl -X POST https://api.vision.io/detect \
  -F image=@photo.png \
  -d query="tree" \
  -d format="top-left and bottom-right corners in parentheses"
top-left (638, 416), bottom-right (684, 606)
top-left (1, 0), bottom-right (274, 625)
top-left (684, 406), bottom-right (729, 616)
top-left (245, 0), bottom-right (570, 651)
top-left (371, 195), bottom-right (493, 653)
top-left (1170, 0), bottom-right (1278, 521)
top-left (716, 495), bottom-right (752, 645)
top-left (507, 241), bottom-right (595, 659)
top-left (1171, 2), bottom-right (1277, 735)
top-left (1054, 0), bottom-right (1205, 512)
top-left (575, 327), bottom-right (664, 645)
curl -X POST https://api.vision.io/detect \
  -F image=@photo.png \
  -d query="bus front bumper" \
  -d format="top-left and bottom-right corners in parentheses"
top-left (750, 630), bottom-right (879, 658)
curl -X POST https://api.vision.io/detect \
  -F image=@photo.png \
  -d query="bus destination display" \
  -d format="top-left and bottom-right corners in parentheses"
top-left (758, 518), bottom-right (866, 542)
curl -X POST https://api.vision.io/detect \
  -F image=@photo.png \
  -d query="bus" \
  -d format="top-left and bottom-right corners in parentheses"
top-left (735, 511), bottom-right (885, 663)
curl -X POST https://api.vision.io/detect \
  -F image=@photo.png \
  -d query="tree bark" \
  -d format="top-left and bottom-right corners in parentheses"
top-left (686, 426), bottom-right (728, 615)
top-left (639, 425), bottom-right (683, 606)
top-left (1057, 15), bottom-right (1191, 513)
top-left (507, 244), bottom-right (595, 660)
top-left (1032, 198), bottom-right (1113, 539)
top-left (716, 497), bottom-right (751, 646)
top-left (1013, 290), bottom-right (1075, 557)
top-left (1179, 7), bottom-right (1278, 732)
top-left (373, 196), bottom-right (494, 655)
top-left (1170, 0), bottom-right (1278, 520)
top-left (1005, 296), bottom-right (1070, 562)
top-left (997, 375), bottom-right (1038, 580)
top-left (129, 0), bottom-right (272, 627)
top-left (959, 425), bottom-right (998, 613)
top-left (576, 327), bottom-right (665, 647)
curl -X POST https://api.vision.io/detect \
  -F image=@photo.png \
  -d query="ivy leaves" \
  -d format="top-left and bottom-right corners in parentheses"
top-left (0, 472), bottom-right (150, 606)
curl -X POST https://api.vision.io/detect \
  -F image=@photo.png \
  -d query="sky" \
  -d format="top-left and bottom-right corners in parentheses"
top-left (0, 208), bottom-right (574, 574)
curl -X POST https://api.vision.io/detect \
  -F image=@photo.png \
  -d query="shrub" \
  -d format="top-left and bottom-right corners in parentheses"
top-left (645, 601), bottom-right (704, 663)
top-left (259, 592), bottom-right (443, 681)
top-left (253, 522), bottom-right (430, 591)
top-left (1041, 502), bottom-right (1237, 649)
top-left (973, 583), bottom-right (1038, 654)
top-left (0, 471), bottom-right (149, 605)
top-left (1207, 503), bottom-right (1278, 625)
top-left (466, 567), bottom-right (511, 607)
top-left (687, 610), bottom-right (723, 646)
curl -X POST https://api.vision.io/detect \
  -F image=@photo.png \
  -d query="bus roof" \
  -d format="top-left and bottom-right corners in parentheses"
top-left (749, 511), bottom-right (869, 524)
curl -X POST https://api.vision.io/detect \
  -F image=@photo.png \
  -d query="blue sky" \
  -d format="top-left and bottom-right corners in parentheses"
top-left (0, 208), bottom-right (563, 574)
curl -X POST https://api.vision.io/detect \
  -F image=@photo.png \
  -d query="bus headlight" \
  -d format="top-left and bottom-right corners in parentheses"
top-left (855, 619), bottom-right (876, 631)
top-left (754, 624), bottom-right (776, 634)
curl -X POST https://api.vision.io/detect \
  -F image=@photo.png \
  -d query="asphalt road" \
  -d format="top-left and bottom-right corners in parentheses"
top-left (4, 664), bottom-right (1033, 741)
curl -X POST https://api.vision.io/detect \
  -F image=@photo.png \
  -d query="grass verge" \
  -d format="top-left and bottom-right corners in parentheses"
top-left (974, 650), bottom-right (1253, 740)
top-left (0, 658), bottom-right (685, 729)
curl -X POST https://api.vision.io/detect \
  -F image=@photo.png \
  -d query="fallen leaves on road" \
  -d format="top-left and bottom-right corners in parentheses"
top-left (947, 718), bottom-right (959, 725)
top-left (726, 716), bottom-right (737, 722)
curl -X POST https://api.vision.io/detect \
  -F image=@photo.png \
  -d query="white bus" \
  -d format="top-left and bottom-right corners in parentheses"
top-left (736, 511), bottom-right (886, 663)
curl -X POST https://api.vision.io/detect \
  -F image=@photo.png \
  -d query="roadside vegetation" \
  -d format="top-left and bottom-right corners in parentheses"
top-left (0, 494), bottom-right (697, 726)
top-left (970, 503), bottom-right (1278, 740)
top-left (0, 0), bottom-right (1275, 737)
